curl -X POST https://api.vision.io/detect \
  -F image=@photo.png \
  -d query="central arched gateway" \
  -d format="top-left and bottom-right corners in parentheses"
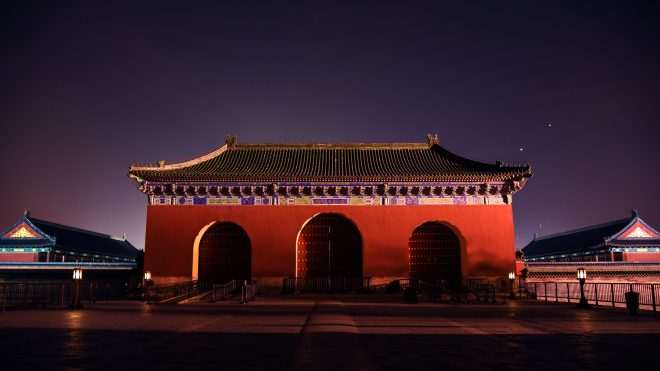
top-left (408, 222), bottom-right (462, 287)
top-left (198, 222), bottom-right (251, 284)
top-left (296, 213), bottom-right (363, 279)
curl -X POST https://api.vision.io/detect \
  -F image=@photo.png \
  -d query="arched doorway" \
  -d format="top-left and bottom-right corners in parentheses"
top-left (296, 213), bottom-right (363, 279)
top-left (198, 222), bottom-right (251, 284)
top-left (408, 222), bottom-right (462, 287)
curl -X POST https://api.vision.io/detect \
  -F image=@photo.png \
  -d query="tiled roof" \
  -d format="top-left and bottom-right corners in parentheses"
top-left (30, 218), bottom-right (139, 260)
top-left (522, 217), bottom-right (634, 258)
top-left (129, 143), bottom-right (532, 183)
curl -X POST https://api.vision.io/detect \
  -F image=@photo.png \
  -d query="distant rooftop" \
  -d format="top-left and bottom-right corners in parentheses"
top-left (0, 214), bottom-right (139, 260)
top-left (522, 210), bottom-right (660, 258)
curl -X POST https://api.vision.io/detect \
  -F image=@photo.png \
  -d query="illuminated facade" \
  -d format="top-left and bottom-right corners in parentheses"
top-left (522, 210), bottom-right (660, 262)
top-left (0, 212), bottom-right (138, 264)
top-left (129, 136), bottom-right (532, 286)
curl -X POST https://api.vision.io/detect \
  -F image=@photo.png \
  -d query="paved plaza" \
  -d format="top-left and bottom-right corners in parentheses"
top-left (1, 296), bottom-right (659, 370)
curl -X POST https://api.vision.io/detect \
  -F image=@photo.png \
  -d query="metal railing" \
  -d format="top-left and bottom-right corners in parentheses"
top-left (1, 281), bottom-right (131, 311)
top-left (212, 280), bottom-right (237, 301)
top-left (398, 278), bottom-right (419, 290)
top-left (527, 281), bottom-right (660, 312)
top-left (418, 280), bottom-right (451, 301)
top-left (245, 279), bottom-right (261, 301)
top-left (525, 262), bottom-right (660, 278)
top-left (245, 280), bottom-right (261, 300)
top-left (147, 280), bottom-right (212, 304)
top-left (282, 277), bottom-right (372, 293)
top-left (0, 262), bottom-right (136, 270)
top-left (527, 262), bottom-right (660, 267)
top-left (369, 279), bottom-right (450, 296)
top-left (467, 279), bottom-right (496, 302)
top-left (211, 279), bottom-right (261, 302)
top-left (369, 279), bottom-right (411, 293)
top-left (1, 282), bottom-right (57, 311)
top-left (373, 278), bottom-right (419, 293)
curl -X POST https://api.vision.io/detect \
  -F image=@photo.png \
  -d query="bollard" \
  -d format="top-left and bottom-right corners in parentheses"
top-left (403, 287), bottom-right (417, 304)
top-left (625, 286), bottom-right (639, 315)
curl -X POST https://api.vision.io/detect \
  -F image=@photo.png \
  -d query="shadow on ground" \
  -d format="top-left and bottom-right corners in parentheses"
top-left (1, 328), bottom-right (658, 370)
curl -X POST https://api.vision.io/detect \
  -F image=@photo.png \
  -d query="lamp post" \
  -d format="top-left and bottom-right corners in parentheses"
top-left (69, 268), bottom-right (84, 309)
top-left (144, 271), bottom-right (152, 303)
top-left (508, 272), bottom-right (517, 300)
top-left (576, 268), bottom-right (592, 309)
top-left (328, 224), bottom-right (332, 291)
top-left (520, 268), bottom-right (528, 298)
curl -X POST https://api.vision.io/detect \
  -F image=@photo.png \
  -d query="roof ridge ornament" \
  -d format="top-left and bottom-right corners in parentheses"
top-left (225, 134), bottom-right (238, 147)
top-left (158, 160), bottom-right (166, 168)
top-left (23, 209), bottom-right (30, 218)
top-left (426, 133), bottom-right (439, 146)
top-left (631, 209), bottom-right (638, 218)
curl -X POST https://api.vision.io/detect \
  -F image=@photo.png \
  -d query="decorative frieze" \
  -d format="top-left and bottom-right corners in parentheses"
top-left (145, 183), bottom-right (513, 206)
top-left (611, 247), bottom-right (660, 253)
top-left (0, 247), bottom-right (51, 253)
top-left (148, 194), bottom-right (509, 206)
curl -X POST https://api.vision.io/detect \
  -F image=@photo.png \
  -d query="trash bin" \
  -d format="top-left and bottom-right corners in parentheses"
top-left (404, 287), bottom-right (417, 304)
top-left (386, 280), bottom-right (401, 294)
top-left (625, 290), bottom-right (639, 315)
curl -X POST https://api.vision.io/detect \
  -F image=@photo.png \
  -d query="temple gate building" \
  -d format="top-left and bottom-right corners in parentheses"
top-left (128, 136), bottom-right (532, 287)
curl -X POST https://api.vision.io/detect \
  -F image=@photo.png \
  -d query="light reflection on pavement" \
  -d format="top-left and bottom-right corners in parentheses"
top-left (1, 297), bottom-right (659, 370)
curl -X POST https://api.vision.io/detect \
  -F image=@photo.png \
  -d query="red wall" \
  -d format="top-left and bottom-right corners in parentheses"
top-left (624, 252), bottom-right (660, 262)
top-left (144, 204), bottom-right (518, 284)
top-left (0, 253), bottom-right (39, 262)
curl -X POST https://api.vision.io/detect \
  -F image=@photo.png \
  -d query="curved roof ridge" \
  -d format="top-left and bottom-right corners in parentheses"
top-left (234, 142), bottom-right (431, 149)
top-left (130, 145), bottom-right (228, 171)
top-left (534, 217), bottom-right (633, 241)
top-left (30, 218), bottom-right (115, 240)
top-left (432, 144), bottom-right (532, 172)
top-left (431, 144), bottom-right (491, 167)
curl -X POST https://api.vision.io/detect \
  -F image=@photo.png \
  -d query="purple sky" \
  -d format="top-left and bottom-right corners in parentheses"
top-left (1, 1), bottom-right (659, 250)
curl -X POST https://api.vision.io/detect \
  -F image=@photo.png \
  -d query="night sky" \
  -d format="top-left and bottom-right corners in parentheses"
top-left (1, 1), bottom-right (659, 250)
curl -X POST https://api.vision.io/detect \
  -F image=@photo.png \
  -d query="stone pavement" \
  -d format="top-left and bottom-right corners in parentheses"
top-left (1, 296), bottom-right (659, 370)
